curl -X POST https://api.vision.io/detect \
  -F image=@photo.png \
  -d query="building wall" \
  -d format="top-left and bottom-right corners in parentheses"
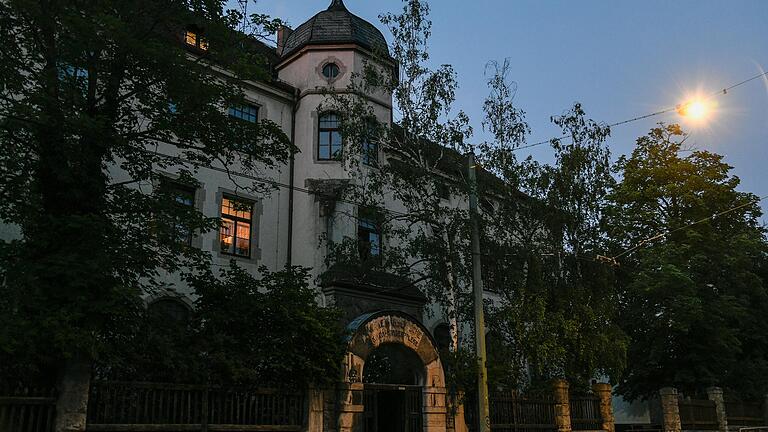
top-left (0, 7), bottom-right (479, 351)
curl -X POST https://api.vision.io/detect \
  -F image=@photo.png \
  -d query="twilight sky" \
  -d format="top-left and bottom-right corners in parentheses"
top-left (249, 0), bottom-right (768, 222)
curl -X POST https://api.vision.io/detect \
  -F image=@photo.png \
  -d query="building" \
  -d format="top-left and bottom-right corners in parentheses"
top-left (115, 1), bottom-right (463, 431)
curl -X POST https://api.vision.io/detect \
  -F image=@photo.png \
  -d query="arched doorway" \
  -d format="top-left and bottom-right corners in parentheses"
top-left (363, 343), bottom-right (425, 432)
top-left (341, 311), bottom-right (448, 432)
top-left (363, 343), bottom-right (425, 385)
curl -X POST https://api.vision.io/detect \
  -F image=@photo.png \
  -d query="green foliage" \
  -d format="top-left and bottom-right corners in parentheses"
top-left (0, 0), bottom-right (298, 380)
top-left (480, 97), bottom-right (627, 389)
top-left (99, 265), bottom-right (345, 389)
top-left (320, 0), bottom-right (474, 356)
top-left (607, 124), bottom-right (768, 400)
top-left (321, 0), bottom-right (627, 393)
top-left (442, 347), bottom-right (479, 397)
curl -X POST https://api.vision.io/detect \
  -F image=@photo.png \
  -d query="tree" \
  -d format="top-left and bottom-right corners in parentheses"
top-left (0, 0), bottom-right (312, 386)
top-left (103, 265), bottom-right (345, 389)
top-left (480, 98), bottom-right (627, 390)
top-left (608, 124), bottom-right (768, 400)
top-left (320, 0), bottom-right (474, 356)
top-left (323, 0), bottom-right (626, 392)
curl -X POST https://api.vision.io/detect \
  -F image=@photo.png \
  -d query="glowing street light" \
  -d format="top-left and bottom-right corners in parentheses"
top-left (676, 98), bottom-right (714, 122)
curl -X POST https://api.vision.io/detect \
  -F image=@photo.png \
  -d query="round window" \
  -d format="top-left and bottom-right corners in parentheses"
top-left (322, 62), bottom-right (340, 79)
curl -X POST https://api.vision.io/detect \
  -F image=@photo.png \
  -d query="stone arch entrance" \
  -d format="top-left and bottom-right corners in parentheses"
top-left (337, 310), bottom-right (448, 432)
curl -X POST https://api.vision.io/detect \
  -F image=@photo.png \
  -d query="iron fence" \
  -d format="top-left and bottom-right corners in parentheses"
top-left (0, 387), bottom-right (56, 432)
top-left (570, 396), bottom-right (602, 431)
top-left (87, 381), bottom-right (305, 431)
top-left (725, 400), bottom-right (764, 427)
top-left (679, 399), bottom-right (718, 431)
top-left (466, 392), bottom-right (558, 432)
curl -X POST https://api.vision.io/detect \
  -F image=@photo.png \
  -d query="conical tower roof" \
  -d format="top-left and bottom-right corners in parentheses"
top-left (281, 0), bottom-right (389, 58)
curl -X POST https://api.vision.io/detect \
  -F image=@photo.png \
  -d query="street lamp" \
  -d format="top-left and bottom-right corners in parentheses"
top-left (677, 98), bottom-right (715, 122)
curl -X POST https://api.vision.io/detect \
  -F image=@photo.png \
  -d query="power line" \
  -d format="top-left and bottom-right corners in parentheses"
top-left (145, 148), bottom-right (412, 218)
top-left (144, 149), bottom-right (767, 266)
top-left (137, 69), bottom-right (768, 272)
top-left (514, 70), bottom-right (768, 153)
top-left (605, 194), bottom-right (768, 264)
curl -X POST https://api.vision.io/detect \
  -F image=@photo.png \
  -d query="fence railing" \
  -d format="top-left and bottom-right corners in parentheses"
top-left (466, 392), bottom-right (558, 432)
top-left (0, 387), bottom-right (56, 432)
top-left (87, 381), bottom-right (305, 431)
top-left (679, 399), bottom-right (718, 431)
top-left (725, 400), bottom-right (764, 427)
top-left (570, 396), bottom-right (602, 431)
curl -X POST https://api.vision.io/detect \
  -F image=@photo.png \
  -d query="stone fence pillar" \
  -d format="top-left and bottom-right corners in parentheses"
top-left (307, 387), bottom-right (324, 432)
top-left (423, 386), bottom-right (448, 432)
top-left (55, 357), bottom-right (91, 432)
top-left (336, 382), bottom-right (364, 432)
top-left (659, 387), bottom-right (681, 432)
top-left (553, 379), bottom-right (572, 432)
top-left (706, 387), bottom-right (728, 432)
top-left (592, 382), bottom-right (615, 432)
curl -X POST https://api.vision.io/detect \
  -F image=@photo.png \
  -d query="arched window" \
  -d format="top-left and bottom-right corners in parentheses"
top-left (148, 297), bottom-right (191, 323)
top-left (318, 113), bottom-right (342, 160)
top-left (322, 62), bottom-right (340, 79)
top-left (434, 323), bottom-right (451, 353)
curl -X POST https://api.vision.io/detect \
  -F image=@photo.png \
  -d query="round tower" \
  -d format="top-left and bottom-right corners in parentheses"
top-left (276, 0), bottom-right (395, 272)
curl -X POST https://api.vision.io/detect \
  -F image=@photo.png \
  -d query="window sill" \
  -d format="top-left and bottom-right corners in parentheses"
top-left (315, 159), bottom-right (343, 164)
top-left (217, 251), bottom-right (254, 262)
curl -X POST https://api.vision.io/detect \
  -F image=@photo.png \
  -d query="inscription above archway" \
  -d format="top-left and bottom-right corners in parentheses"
top-left (366, 315), bottom-right (424, 350)
top-left (347, 312), bottom-right (439, 367)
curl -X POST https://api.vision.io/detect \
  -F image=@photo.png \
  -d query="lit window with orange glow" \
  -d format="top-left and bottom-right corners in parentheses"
top-left (184, 31), bottom-right (197, 47)
top-left (184, 30), bottom-right (208, 51)
top-left (220, 197), bottom-right (252, 257)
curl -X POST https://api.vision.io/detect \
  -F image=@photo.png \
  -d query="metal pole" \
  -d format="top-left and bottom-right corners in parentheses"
top-left (468, 152), bottom-right (490, 432)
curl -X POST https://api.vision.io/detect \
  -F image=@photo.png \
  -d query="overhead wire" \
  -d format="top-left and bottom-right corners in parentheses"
top-left (513, 70), bottom-right (768, 152)
top-left (144, 148), bottom-right (413, 217)
top-left (130, 69), bottom-right (768, 273)
top-left (604, 194), bottom-right (768, 264)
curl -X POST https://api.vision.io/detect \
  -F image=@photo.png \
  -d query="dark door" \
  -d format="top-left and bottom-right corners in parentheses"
top-left (378, 390), bottom-right (406, 432)
top-left (364, 385), bottom-right (422, 432)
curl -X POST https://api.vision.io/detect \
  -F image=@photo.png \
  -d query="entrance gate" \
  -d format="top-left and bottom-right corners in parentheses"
top-left (341, 311), bottom-right (451, 432)
top-left (363, 384), bottom-right (422, 432)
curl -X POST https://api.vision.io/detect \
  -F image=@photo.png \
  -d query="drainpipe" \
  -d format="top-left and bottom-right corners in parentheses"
top-left (286, 88), bottom-right (300, 267)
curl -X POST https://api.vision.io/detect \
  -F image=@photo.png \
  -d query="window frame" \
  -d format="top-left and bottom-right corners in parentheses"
top-left (322, 62), bottom-right (340, 79)
top-left (184, 29), bottom-right (208, 51)
top-left (228, 103), bottom-right (259, 123)
top-left (219, 195), bottom-right (254, 259)
top-left (357, 212), bottom-right (382, 260)
top-left (148, 297), bottom-right (192, 323)
top-left (159, 178), bottom-right (197, 247)
top-left (318, 112), bottom-right (343, 161)
top-left (361, 119), bottom-right (379, 167)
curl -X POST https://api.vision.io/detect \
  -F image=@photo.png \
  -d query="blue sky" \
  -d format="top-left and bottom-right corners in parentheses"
top-left (249, 0), bottom-right (768, 222)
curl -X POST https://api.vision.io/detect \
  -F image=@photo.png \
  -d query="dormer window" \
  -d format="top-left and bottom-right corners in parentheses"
top-left (322, 63), bottom-right (340, 79)
top-left (184, 29), bottom-right (208, 51)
